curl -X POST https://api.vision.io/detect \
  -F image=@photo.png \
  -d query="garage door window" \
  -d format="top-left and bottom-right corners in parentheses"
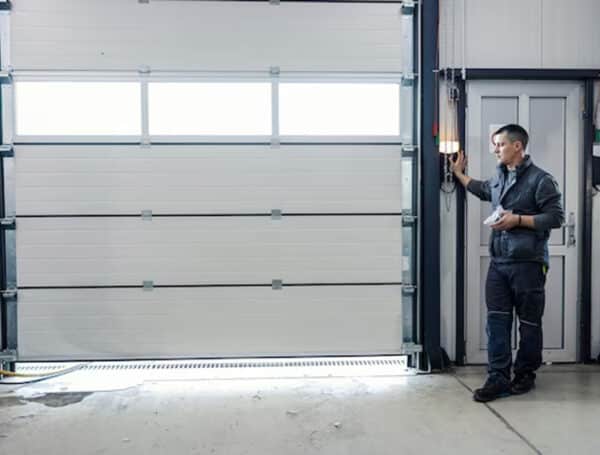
top-left (279, 83), bottom-right (400, 136)
top-left (14, 81), bottom-right (141, 136)
top-left (148, 82), bottom-right (272, 136)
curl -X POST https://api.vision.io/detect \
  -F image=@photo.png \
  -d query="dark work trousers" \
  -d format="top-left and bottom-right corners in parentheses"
top-left (485, 261), bottom-right (547, 381)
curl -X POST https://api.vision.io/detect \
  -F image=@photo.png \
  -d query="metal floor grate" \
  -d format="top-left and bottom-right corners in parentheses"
top-left (16, 356), bottom-right (408, 374)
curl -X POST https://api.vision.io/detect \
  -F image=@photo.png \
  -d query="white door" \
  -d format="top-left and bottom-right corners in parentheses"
top-left (465, 81), bottom-right (581, 363)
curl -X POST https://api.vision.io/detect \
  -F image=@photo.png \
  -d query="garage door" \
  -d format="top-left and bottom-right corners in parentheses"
top-left (1, 0), bottom-right (418, 360)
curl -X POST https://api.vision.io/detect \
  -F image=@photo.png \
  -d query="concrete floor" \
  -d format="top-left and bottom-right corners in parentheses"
top-left (1, 364), bottom-right (599, 455)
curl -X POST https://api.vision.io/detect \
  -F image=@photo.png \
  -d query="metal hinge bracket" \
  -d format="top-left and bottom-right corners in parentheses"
top-left (400, 1), bottom-right (417, 14)
top-left (0, 144), bottom-right (14, 158)
top-left (0, 70), bottom-right (12, 84)
top-left (0, 350), bottom-right (17, 363)
top-left (138, 65), bottom-right (151, 75)
top-left (1, 288), bottom-right (17, 300)
top-left (402, 343), bottom-right (423, 354)
top-left (0, 217), bottom-right (16, 230)
top-left (402, 215), bottom-right (417, 225)
top-left (402, 284), bottom-right (417, 295)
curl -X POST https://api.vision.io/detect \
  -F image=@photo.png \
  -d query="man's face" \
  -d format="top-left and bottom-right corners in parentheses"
top-left (492, 132), bottom-right (522, 166)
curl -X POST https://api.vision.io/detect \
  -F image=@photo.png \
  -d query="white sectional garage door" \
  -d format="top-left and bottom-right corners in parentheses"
top-left (3, 0), bottom-right (416, 360)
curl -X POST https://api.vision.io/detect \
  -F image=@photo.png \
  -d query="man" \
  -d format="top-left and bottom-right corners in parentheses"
top-left (450, 124), bottom-right (564, 402)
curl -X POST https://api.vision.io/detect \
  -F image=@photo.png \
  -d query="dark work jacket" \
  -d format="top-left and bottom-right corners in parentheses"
top-left (467, 155), bottom-right (564, 265)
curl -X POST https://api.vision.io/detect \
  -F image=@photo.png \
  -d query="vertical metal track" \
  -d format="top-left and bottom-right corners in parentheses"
top-left (454, 76), bottom-right (466, 366)
top-left (581, 79), bottom-right (594, 362)
top-left (420, 0), bottom-right (441, 370)
top-left (399, 1), bottom-right (417, 365)
top-left (0, 4), bottom-right (16, 371)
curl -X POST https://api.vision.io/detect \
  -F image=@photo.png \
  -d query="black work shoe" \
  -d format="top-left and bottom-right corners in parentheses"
top-left (511, 373), bottom-right (536, 395)
top-left (473, 376), bottom-right (511, 403)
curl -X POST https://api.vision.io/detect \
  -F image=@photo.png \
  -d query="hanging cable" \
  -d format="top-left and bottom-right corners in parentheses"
top-left (441, 0), bottom-right (459, 210)
top-left (0, 364), bottom-right (87, 385)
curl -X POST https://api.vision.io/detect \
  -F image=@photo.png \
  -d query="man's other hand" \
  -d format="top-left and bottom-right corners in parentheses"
top-left (490, 212), bottom-right (520, 231)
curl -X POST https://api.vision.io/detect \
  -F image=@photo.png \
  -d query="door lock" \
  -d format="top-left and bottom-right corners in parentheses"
top-left (566, 212), bottom-right (576, 247)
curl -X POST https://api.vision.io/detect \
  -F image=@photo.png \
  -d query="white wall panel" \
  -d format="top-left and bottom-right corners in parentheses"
top-left (15, 145), bottom-right (402, 214)
top-left (17, 286), bottom-right (403, 360)
top-left (16, 216), bottom-right (402, 287)
top-left (543, 0), bottom-right (600, 68)
top-left (440, 0), bottom-right (600, 69)
top-left (440, 0), bottom-right (542, 69)
top-left (11, 0), bottom-right (403, 71)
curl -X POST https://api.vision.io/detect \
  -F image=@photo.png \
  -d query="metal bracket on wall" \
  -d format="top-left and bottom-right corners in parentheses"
top-left (0, 145), bottom-right (13, 158)
top-left (0, 349), bottom-right (17, 375)
top-left (142, 280), bottom-right (154, 291)
top-left (141, 210), bottom-right (152, 221)
top-left (401, 144), bottom-right (417, 157)
top-left (138, 65), bottom-right (151, 76)
top-left (0, 350), bottom-right (16, 362)
top-left (400, 1), bottom-right (417, 8)
top-left (0, 217), bottom-right (15, 230)
top-left (271, 209), bottom-right (282, 220)
top-left (402, 214), bottom-right (417, 226)
top-left (402, 342), bottom-right (423, 354)
top-left (0, 71), bottom-right (12, 84)
top-left (1, 288), bottom-right (17, 300)
top-left (402, 284), bottom-right (417, 295)
top-left (271, 279), bottom-right (283, 290)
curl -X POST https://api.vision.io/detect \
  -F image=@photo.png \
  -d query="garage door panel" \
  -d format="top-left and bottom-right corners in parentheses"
top-left (17, 217), bottom-right (402, 286)
top-left (12, 1), bottom-right (403, 72)
top-left (18, 286), bottom-right (403, 360)
top-left (16, 145), bottom-right (402, 214)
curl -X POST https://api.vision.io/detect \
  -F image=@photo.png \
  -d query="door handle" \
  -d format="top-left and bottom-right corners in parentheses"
top-left (566, 212), bottom-right (576, 247)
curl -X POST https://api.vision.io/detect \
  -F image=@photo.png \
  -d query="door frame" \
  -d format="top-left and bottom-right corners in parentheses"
top-left (446, 68), bottom-right (597, 364)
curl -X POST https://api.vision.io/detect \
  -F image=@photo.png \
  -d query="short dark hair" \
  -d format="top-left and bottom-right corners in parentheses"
top-left (493, 124), bottom-right (529, 150)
